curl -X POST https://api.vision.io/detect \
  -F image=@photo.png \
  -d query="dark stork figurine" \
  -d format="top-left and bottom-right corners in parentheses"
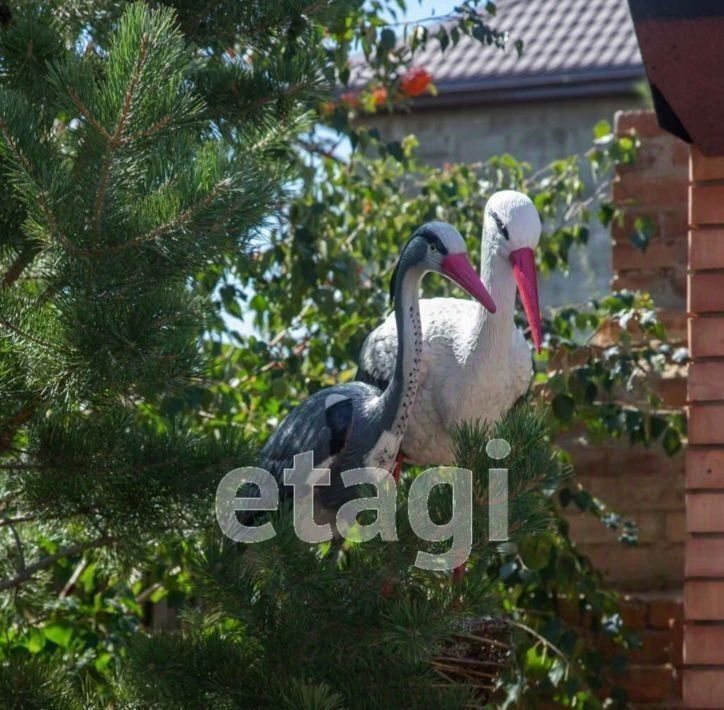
top-left (259, 222), bottom-right (496, 524)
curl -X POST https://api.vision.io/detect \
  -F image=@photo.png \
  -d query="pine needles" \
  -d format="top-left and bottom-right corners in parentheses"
top-left (0, 0), bottom-right (309, 631)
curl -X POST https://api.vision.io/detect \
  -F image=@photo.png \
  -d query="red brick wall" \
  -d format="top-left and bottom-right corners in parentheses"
top-left (684, 147), bottom-right (724, 709)
top-left (562, 111), bottom-right (688, 597)
top-left (613, 111), bottom-right (690, 337)
top-left (560, 594), bottom-right (682, 705)
top-left (559, 110), bottom-right (689, 707)
top-left (594, 110), bottom-right (724, 708)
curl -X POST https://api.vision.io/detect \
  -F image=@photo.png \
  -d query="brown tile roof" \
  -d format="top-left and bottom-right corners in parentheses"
top-left (356, 0), bottom-right (644, 104)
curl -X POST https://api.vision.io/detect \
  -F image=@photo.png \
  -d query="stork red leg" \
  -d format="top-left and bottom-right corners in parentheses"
top-left (392, 452), bottom-right (404, 483)
top-left (452, 564), bottom-right (465, 584)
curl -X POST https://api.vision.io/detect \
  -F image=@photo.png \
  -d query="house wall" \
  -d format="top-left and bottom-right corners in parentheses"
top-left (366, 93), bottom-right (645, 308)
top-left (590, 111), bottom-right (688, 593)
top-left (684, 147), bottom-right (724, 708)
top-left (569, 110), bottom-right (687, 707)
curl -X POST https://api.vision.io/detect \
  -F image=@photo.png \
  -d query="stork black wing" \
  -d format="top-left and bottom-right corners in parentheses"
top-left (325, 396), bottom-right (354, 457)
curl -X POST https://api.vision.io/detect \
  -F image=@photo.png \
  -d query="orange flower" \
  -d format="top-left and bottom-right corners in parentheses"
top-left (400, 67), bottom-right (432, 97)
top-left (371, 86), bottom-right (388, 106)
top-left (340, 90), bottom-right (361, 108)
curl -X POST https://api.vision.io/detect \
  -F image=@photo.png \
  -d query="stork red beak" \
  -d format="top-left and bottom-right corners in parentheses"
top-left (441, 253), bottom-right (496, 313)
top-left (509, 247), bottom-right (542, 352)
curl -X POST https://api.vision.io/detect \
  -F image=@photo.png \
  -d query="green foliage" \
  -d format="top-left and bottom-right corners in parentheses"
top-left (629, 215), bottom-right (656, 252)
top-left (452, 410), bottom-right (639, 708)
top-left (490, 501), bottom-right (640, 707)
top-left (0, 3), bottom-right (271, 565)
top-left (542, 290), bottom-right (686, 454)
top-left (0, 652), bottom-right (75, 709)
top-left (0, 0), bottom-right (310, 689)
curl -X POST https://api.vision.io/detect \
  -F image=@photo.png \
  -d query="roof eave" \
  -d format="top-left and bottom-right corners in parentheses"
top-left (404, 65), bottom-right (646, 110)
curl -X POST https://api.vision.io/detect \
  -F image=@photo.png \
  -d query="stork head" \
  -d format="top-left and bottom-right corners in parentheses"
top-left (484, 190), bottom-right (543, 352)
top-left (391, 221), bottom-right (496, 313)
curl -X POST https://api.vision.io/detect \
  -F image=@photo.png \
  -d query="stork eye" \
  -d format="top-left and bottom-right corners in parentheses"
top-left (490, 210), bottom-right (509, 240)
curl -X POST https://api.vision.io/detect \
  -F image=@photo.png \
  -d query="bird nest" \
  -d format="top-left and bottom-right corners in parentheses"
top-left (431, 617), bottom-right (512, 706)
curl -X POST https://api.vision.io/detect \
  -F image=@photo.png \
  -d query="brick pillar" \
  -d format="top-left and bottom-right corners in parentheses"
top-left (684, 147), bottom-right (724, 708)
top-left (578, 111), bottom-right (688, 592)
top-left (613, 111), bottom-right (689, 341)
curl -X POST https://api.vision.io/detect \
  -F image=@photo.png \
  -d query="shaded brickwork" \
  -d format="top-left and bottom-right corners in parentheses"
top-left (560, 594), bottom-right (683, 706)
top-left (612, 111), bottom-right (690, 334)
top-left (564, 110), bottom-right (688, 707)
top-left (683, 146), bottom-right (724, 708)
top-left (565, 111), bottom-right (689, 598)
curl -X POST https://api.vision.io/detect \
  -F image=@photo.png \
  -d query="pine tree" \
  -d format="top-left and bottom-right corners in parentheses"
top-left (0, 1), bottom-right (293, 581)
top-left (0, 0), bottom-right (332, 694)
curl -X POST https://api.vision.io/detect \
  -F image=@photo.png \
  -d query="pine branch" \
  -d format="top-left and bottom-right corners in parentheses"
top-left (131, 113), bottom-right (173, 141)
top-left (235, 77), bottom-right (321, 121)
top-left (0, 404), bottom-right (34, 456)
top-left (0, 115), bottom-right (77, 255)
top-left (6, 520), bottom-right (25, 572)
top-left (0, 537), bottom-right (113, 592)
top-left (182, 0), bottom-right (224, 36)
top-left (91, 34), bottom-right (150, 239)
top-left (108, 178), bottom-right (230, 254)
top-left (183, 0), bottom-right (331, 41)
top-left (0, 314), bottom-right (70, 355)
top-left (0, 515), bottom-right (36, 527)
top-left (66, 88), bottom-right (112, 141)
top-left (1, 242), bottom-right (40, 288)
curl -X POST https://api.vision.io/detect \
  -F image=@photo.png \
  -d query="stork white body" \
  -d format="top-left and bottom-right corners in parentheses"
top-left (357, 191), bottom-right (542, 466)
top-left (358, 297), bottom-right (532, 465)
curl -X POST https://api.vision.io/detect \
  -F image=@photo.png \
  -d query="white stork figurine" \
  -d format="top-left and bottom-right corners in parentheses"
top-left (259, 222), bottom-right (496, 521)
top-left (356, 190), bottom-right (542, 468)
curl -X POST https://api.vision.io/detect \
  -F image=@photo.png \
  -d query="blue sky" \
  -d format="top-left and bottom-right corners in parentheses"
top-left (393, 0), bottom-right (461, 24)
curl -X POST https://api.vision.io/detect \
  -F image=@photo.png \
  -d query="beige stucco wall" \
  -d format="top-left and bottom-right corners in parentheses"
top-left (367, 93), bottom-right (645, 308)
